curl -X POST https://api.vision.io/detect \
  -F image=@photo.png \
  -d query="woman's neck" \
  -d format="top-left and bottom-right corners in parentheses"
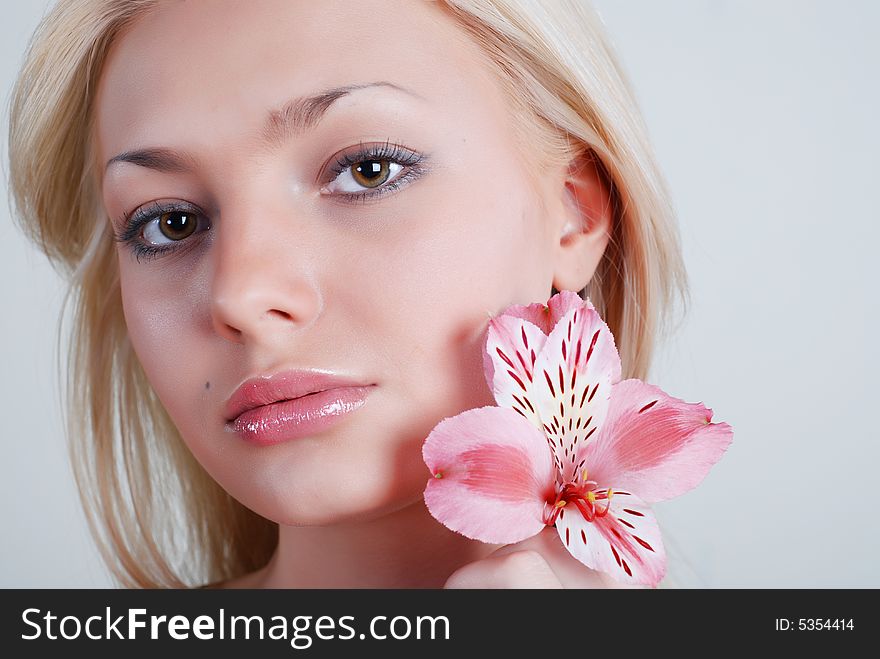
top-left (254, 499), bottom-right (500, 588)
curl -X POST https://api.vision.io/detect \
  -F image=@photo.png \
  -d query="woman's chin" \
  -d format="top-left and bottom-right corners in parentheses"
top-left (241, 481), bottom-right (428, 529)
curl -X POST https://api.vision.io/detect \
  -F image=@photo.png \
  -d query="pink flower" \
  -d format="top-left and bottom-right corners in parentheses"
top-left (422, 291), bottom-right (733, 587)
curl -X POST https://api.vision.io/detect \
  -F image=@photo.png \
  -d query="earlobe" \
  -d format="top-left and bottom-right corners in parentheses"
top-left (551, 151), bottom-right (614, 293)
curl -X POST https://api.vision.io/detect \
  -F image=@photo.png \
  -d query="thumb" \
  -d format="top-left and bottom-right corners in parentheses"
top-left (490, 526), bottom-right (632, 589)
top-left (486, 526), bottom-right (561, 559)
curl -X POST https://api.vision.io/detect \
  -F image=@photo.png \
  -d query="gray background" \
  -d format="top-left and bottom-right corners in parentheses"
top-left (2, 1), bottom-right (877, 587)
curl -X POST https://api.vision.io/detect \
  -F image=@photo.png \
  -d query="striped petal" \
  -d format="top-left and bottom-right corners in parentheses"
top-left (584, 379), bottom-right (734, 503)
top-left (555, 489), bottom-right (666, 587)
top-left (532, 303), bottom-right (622, 483)
top-left (483, 316), bottom-right (548, 429)
top-left (495, 289), bottom-right (592, 335)
top-left (481, 291), bottom-right (600, 429)
top-left (423, 406), bottom-right (556, 544)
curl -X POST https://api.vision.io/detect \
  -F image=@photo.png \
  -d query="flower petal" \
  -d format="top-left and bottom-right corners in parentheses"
top-left (532, 303), bottom-right (622, 483)
top-left (497, 289), bottom-right (593, 335)
top-left (483, 315), bottom-right (548, 428)
top-left (584, 379), bottom-right (734, 503)
top-left (554, 489), bottom-right (666, 587)
top-left (423, 406), bottom-right (556, 544)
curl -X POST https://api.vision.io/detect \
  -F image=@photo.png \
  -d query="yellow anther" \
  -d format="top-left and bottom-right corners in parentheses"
top-left (581, 468), bottom-right (589, 483)
top-left (607, 488), bottom-right (614, 501)
top-left (586, 491), bottom-right (596, 503)
top-left (554, 500), bottom-right (567, 508)
top-left (434, 471), bottom-right (443, 479)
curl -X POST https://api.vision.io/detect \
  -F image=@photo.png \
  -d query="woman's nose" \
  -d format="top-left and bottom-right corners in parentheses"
top-left (209, 208), bottom-right (322, 347)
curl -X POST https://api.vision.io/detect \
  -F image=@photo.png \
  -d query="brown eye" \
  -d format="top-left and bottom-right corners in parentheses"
top-left (157, 211), bottom-right (198, 241)
top-left (350, 159), bottom-right (391, 188)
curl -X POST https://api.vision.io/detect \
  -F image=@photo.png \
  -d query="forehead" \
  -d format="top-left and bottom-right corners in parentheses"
top-left (94, 0), bottom-right (504, 163)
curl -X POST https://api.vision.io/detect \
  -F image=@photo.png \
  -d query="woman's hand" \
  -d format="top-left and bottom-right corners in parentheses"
top-left (443, 527), bottom-right (645, 589)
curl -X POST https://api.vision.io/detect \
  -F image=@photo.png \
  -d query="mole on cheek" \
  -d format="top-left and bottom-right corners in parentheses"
top-left (205, 381), bottom-right (211, 390)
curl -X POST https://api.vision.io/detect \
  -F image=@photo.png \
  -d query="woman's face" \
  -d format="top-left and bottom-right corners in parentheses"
top-left (95, 0), bottom-right (565, 525)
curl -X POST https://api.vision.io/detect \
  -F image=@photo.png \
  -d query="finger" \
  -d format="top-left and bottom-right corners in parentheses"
top-left (490, 527), bottom-right (645, 589)
top-left (443, 549), bottom-right (564, 589)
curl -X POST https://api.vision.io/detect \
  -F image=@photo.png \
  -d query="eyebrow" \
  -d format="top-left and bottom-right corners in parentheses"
top-left (104, 81), bottom-right (422, 174)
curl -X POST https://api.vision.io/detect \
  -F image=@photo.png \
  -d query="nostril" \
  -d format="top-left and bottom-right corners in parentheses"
top-left (210, 279), bottom-right (320, 345)
top-left (217, 323), bottom-right (243, 343)
top-left (266, 308), bottom-right (294, 321)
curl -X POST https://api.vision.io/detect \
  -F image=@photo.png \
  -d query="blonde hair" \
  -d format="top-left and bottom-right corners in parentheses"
top-left (8, 0), bottom-right (689, 587)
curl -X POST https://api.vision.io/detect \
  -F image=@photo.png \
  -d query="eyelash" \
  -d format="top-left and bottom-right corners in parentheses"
top-left (327, 140), bottom-right (426, 203)
top-left (114, 140), bottom-right (429, 263)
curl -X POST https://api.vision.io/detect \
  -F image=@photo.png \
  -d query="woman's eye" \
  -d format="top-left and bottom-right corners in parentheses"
top-left (142, 210), bottom-right (202, 246)
top-left (324, 158), bottom-right (405, 194)
top-left (115, 203), bottom-right (210, 263)
top-left (319, 142), bottom-right (429, 202)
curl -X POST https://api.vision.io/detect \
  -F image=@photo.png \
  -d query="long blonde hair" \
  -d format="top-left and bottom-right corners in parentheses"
top-left (8, 0), bottom-right (688, 587)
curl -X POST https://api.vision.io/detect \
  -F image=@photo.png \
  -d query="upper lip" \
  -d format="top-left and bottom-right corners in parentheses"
top-left (224, 369), bottom-right (372, 422)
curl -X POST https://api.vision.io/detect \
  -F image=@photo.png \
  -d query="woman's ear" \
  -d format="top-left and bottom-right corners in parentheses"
top-left (550, 151), bottom-right (614, 293)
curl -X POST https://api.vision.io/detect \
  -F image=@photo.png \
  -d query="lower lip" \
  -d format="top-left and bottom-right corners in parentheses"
top-left (227, 386), bottom-right (373, 446)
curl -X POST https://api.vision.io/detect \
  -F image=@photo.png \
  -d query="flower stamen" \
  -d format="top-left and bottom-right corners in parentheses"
top-left (573, 497), bottom-right (595, 521)
top-left (546, 476), bottom-right (618, 525)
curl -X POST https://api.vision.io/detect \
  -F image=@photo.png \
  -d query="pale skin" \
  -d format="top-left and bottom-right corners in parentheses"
top-left (95, 0), bottom-right (630, 588)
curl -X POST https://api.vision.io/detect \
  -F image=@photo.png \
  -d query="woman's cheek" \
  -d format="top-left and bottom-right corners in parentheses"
top-left (119, 271), bottom-right (208, 430)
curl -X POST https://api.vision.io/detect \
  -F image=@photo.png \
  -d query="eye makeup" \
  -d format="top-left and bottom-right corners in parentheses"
top-left (321, 139), bottom-right (430, 205)
top-left (113, 139), bottom-right (431, 262)
top-left (114, 200), bottom-right (210, 263)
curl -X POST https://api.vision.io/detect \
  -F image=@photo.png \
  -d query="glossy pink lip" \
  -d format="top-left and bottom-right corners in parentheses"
top-left (227, 386), bottom-right (373, 446)
top-left (224, 369), bottom-right (371, 423)
top-left (224, 370), bottom-right (374, 445)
